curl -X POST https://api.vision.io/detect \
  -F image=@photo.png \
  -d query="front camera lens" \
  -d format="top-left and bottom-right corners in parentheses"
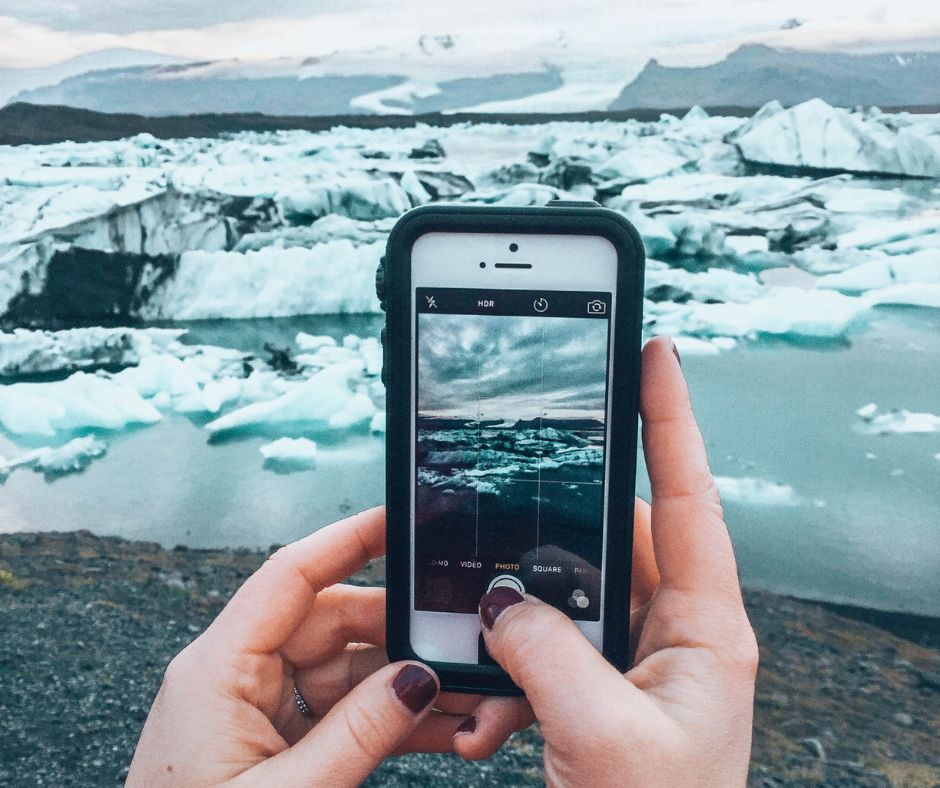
top-left (479, 261), bottom-right (486, 268)
top-left (509, 243), bottom-right (519, 252)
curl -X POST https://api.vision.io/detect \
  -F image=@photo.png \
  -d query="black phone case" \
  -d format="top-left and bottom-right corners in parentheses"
top-left (378, 203), bottom-right (645, 695)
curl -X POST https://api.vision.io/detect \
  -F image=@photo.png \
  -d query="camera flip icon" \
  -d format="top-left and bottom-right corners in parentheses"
top-left (586, 299), bottom-right (607, 315)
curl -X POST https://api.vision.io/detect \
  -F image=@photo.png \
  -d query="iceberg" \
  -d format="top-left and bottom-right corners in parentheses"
top-left (0, 435), bottom-right (108, 481)
top-left (855, 404), bottom-right (940, 435)
top-left (837, 213), bottom-right (940, 252)
top-left (733, 99), bottom-right (940, 177)
top-left (140, 240), bottom-right (384, 320)
top-left (647, 287), bottom-right (869, 340)
top-left (259, 437), bottom-right (318, 469)
top-left (597, 138), bottom-right (693, 183)
top-left (205, 360), bottom-right (368, 433)
top-left (816, 250), bottom-right (940, 295)
top-left (864, 284), bottom-right (940, 309)
top-left (0, 372), bottom-right (162, 436)
top-left (714, 476), bottom-right (802, 506)
top-left (0, 327), bottom-right (184, 378)
top-left (277, 175), bottom-right (412, 222)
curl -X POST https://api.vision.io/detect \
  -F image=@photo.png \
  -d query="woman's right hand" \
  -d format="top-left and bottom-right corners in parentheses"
top-left (466, 337), bottom-right (759, 787)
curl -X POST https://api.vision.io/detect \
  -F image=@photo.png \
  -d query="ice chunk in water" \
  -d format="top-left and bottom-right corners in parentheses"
top-left (370, 411), bottom-right (387, 434)
top-left (296, 333), bottom-right (338, 351)
top-left (855, 404), bottom-right (940, 434)
top-left (734, 99), bottom-right (940, 177)
top-left (0, 373), bottom-right (162, 436)
top-left (259, 437), bottom-right (318, 468)
top-left (328, 390), bottom-right (376, 429)
top-left (0, 327), bottom-right (185, 378)
top-left (205, 360), bottom-right (365, 433)
top-left (714, 476), bottom-right (801, 506)
top-left (0, 435), bottom-right (108, 480)
top-left (140, 241), bottom-right (384, 320)
top-left (648, 287), bottom-right (868, 340)
top-left (864, 284), bottom-right (940, 309)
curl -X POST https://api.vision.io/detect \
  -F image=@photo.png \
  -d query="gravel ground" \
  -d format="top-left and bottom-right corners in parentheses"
top-left (1, 530), bottom-right (938, 787)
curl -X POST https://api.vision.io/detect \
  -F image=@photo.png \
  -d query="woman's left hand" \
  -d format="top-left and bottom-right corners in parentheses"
top-left (127, 507), bottom-right (533, 786)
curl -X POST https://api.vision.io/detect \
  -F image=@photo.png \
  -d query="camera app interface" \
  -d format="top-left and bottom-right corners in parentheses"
top-left (414, 287), bottom-right (611, 622)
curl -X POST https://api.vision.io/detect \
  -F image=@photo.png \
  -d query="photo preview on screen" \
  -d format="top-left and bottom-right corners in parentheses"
top-left (414, 287), bottom-right (612, 621)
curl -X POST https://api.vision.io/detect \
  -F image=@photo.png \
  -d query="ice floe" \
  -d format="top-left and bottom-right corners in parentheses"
top-left (259, 437), bottom-right (318, 469)
top-left (733, 99), bottom-right (940, 178)
top-left (714, 476), bottom-right (802, 506)
top-left (140, 240), bottom-right (383, 320)
top-left (0, 435), bottom-right (108, 481)
top-left (0, 327), bottom-right (184, 378)
top-left (0, 99), bottom-right (937, 341)
top-left (205, 360), bottom-right (373, 434)
top-left (855, 404), bottom-right (940, 435)
top-left (0, 372), bottom-right (162, 437)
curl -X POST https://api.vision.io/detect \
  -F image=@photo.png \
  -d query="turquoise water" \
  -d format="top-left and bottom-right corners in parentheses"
top-left (1, 307), bottom-right (938, 615)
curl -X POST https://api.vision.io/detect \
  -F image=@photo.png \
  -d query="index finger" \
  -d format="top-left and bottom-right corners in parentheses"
top-left (206, 507), bottom-right (386, 653)
top-left (640, 338), bottom-right (740, 600)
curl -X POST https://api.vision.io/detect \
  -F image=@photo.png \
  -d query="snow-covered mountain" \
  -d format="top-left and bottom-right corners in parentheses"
top-left (611, 45), bottom-right (940, 110)
top-left (0, 48), bottom-right (184, 106)
top-left (9, 32), bottom-right (623, 116)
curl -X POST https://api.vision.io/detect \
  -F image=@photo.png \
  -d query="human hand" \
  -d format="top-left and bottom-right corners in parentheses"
top-left (127, 508), bottom-right (530, 786)
top-left (476, 336), bottom-right (759, 787)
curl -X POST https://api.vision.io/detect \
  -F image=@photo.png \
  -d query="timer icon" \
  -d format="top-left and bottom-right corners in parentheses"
top-left (533, 298), bottom-right (549, 313)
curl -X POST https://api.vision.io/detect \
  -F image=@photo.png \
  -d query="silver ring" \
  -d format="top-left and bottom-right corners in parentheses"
top-left (293, 685), bottom-right (312, 718)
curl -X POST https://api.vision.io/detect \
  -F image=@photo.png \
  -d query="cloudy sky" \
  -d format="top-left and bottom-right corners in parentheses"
top-left (418, 314), bottom-right (608, 421)
top-left (1, 0), bottom-right (938, 71)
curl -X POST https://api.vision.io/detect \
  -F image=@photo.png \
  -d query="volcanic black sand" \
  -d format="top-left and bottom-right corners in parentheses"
top-left (1, 530), bottom-right (938, 787)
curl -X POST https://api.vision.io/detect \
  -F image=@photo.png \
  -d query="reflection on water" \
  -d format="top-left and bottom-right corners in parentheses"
top-left (1, 308), bottom-right (939, 616)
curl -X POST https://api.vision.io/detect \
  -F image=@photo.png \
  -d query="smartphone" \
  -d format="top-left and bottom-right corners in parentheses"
top-left (381, 203), bottom-right (645, 694)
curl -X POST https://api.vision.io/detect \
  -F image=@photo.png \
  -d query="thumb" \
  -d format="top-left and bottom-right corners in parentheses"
top-left (480, 587), bottom-right (640, 728)
top-left (243, 662), bottom-right (439, 787)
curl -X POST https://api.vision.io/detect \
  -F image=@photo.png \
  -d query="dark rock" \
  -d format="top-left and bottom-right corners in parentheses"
top-left (413, 171), bottom-right (474, 200)
top-left (489, 162), bottom-right (540, 185)
top-left (409, 139), bottom-right (446, 160)
top-left (527, 151), bottom-right (551, 168)
top-left (645, 284), bottom-right (693, 304)
top-left (262, 343), bottom-right (299, 374)
top-left (539, 157), bottom-right (594, 191)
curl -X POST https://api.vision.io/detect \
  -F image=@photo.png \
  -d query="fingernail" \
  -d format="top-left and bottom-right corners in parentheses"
top-left (392, 664), bottom-right (437, 714)
top-left (670, 339), bottom-right (681, 367)
top-left (479, 586), bottom-right (524, 630)
top-left (455, 716), bottom-right (477, 735)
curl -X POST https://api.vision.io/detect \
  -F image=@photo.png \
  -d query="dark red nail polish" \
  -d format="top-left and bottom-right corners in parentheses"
top-left (392, 664), bottom-right (437, 714)
top-left (671, 340), bottom-right (681, 366)
top-left (455, 715), bottom-right (477, 735)
top-left (479, 586), bottom-right (524, 630)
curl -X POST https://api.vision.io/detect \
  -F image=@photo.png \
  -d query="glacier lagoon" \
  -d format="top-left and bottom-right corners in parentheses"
top-left (1, 308), bottom-right (937, 617)
top-left (1, 99), bottom-right (939, 617)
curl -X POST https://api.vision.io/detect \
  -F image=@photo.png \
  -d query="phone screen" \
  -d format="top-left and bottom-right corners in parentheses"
top-left (414, 287), bottom-right (612, 622)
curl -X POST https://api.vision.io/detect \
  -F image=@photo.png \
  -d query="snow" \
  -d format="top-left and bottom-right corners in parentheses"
top-left (856, 405), bottom-right (940, 435)
top-left (714, 476), bottom-right (802, 506)
top-left (734, 99), bottom-right (940, 178)
top-left (0, 435), bottom-right (108, 481)
top-left (259, 437), bottom-right (318, 467)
